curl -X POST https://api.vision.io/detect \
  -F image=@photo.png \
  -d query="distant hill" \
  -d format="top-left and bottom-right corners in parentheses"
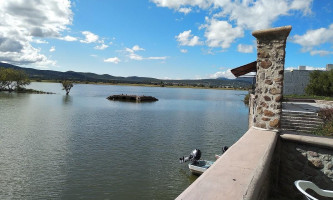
top-left (0, 62), bottom-right (251, 89)
top-left (236, 77), bottom-right (255, 83)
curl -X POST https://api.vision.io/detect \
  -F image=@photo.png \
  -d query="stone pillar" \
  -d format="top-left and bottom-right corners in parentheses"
top-left (252, 26), bottom-right (292, 130)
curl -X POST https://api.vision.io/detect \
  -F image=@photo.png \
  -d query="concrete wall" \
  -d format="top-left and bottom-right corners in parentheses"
top-left (176, 128), bottom-right (278, 200)
top-left (283, 70), bottom-right (311, 95)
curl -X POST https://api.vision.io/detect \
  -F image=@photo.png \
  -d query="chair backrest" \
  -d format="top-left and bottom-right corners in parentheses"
top-left (294, 180), bottom-right (333, 200)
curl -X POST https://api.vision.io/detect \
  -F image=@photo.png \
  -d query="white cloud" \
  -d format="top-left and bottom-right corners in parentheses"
top-left (152, 0), bottom-right (313, 50)
top-left (124, 45), bottom-right (166, 61)
top-left (180, 49), bottom-right (188, 53)
top-left (0, 0), bottom-right (72, 66)
top-left (132, 45), bottom-right (145, 51)
top-left (49, 46), bottom-right (56, 52)
top-left (310, 50), bottom-right (333, 56)
top-left (104, 57), bottom-right (120, 64)
top-left (147, 56), bottom-right (167, 60)
top-left (94, 43), bottom-right (109, 50)
top-left (292, 24), bottom-right (333, 54)
top-left (129, 53), bottom-right (144, 61)
top-left (286, 66), bottom-right (326, 71)
top-left (80, 31), bottom-right (99, 43)
top-left (237, 44), bottom-right (253, 53)
top-left (178, 7), bottom-right (192, 14)
top-left (209, 69), bottom-right (235, 79)
top-left (33, 39), bottom-right (48, 44)
top-left (176, 30), bottom-right (203, 46)
top-left (60, 35), bottom-right (77, 42)
top-left (203, 19), bottom-right (243, 49)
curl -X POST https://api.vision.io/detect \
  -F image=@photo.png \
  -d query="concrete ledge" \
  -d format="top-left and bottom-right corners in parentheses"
top-left (280, 132), bottom-right (333, 149)
top-left (176, 128), bottom-right (278, 200)
top-left (252, 25), bottom-right (292, 38)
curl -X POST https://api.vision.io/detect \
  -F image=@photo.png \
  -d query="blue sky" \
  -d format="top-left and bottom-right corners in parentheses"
top-left (0, 0), bottom-right (332, 79)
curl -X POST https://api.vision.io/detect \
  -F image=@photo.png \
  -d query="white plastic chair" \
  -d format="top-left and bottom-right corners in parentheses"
top-left (294, 180), bottom-right (333, 200)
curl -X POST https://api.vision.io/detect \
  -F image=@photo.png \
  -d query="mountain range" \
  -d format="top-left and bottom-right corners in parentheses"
top-left (0, 62), bottom-right (252, 89)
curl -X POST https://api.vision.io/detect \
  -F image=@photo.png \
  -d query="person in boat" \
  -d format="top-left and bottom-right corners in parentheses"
top-left (215, 146), bottom-right (229, 159)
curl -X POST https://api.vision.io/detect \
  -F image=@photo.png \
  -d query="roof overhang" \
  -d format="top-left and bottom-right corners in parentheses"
top-left (231, 61), bottom-right (257, 78)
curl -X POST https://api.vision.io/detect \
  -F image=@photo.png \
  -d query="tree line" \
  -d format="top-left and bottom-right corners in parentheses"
top-left (305, 70), bottom-right (333, 96)
top-left (0, 67), bottom-right (74, 94)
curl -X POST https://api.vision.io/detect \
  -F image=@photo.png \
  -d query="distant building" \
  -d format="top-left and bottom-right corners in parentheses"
top-left (298, 66), bottom-right (306, 70)
top-left (327, 64), bottom-right (333, 71)
top-left (283, 70), bottom-right (311, 95)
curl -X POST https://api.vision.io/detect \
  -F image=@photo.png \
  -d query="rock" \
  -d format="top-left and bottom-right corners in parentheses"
top-left (262, 117), bottom-right (270, 121)
top-left (258, 50), bottom-right (270, 58)
top-left (275, 95), bottom-right (282, 102)
top-left (264, 110), bottom-right (275, 117)
top-left (264, 96), bottom-right (271, 101)
top-left (256, 122), bottom-right (267, 129)
top-left (308, 151), bottom-right (319, 157)
top-left (309, 158), bottom-right (324, 169)
top-left (274, 77), bottom-right (283, 82)
top-left (327, 162), bottom-right (333, 170)
top-left (260, 60), bottom-right (272, 69)
top-left (269, 88), bottom-right (280, 95)
top-left (265, 79), bottom-right (273, 85)
top-left (269, 119), bottom-right (280, 128)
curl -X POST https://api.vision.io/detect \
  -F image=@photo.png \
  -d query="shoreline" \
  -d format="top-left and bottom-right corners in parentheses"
top-left (31, 80), bottom-right (249, 91)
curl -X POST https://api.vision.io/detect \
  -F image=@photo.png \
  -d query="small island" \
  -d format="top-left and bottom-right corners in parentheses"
top-left (107, 94), bottom-right (158, 102)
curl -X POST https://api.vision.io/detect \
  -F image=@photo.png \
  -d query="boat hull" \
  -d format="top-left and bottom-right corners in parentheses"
top-left (188, 160), bottom-right (214, 175)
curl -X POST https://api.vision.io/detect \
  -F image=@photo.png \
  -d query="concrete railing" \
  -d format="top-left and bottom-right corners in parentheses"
top-left (176, 127), bottom-right (278, 200)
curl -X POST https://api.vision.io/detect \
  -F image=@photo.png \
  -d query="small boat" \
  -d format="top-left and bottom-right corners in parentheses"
top-left (188, 160), bottom-right (214, 175)
top-left (179, 149), bottom-right (214, 175)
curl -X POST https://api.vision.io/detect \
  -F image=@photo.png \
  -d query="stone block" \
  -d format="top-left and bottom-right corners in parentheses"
top-left (258, 50), bottom-right (270, 58)
top-left (275, 95), bottom-right (282, 102)
top-left (262, 117), bottom-right (270, 121)
top-left (264, 96), bottom-right (271, 101)
top-left (308, 151), bottom-right (319, 157)
top-left (264, 110), bottom-right (275, 117)
top-left (269, 119), bottom-right (280, 128)
top-left (269, 88), bottom-right (281, 95)
top-left (309, 158), bottom-right (324, 169)
top-left (260, 60), bottom-right (272, 69)
top-left (255, 122), bottom-right (267, 129)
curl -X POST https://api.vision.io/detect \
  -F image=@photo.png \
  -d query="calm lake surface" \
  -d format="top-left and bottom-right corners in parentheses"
top-left (0, 82), bottom-right (249, 200)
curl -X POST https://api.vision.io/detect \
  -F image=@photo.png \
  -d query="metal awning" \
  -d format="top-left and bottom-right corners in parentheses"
top-left (231, 61), bottom-right (257, 77)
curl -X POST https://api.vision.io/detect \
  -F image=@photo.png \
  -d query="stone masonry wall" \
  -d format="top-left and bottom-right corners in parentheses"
top-left (252, 26), bottom-right (292, 130)
top-left (272, 139), bottom-right (333, 199)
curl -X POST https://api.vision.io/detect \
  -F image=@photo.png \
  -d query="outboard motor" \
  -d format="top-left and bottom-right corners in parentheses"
top-left (222, 146), bottom-right (228, 153)
top-left (179, 149), bottom-right (201, 164)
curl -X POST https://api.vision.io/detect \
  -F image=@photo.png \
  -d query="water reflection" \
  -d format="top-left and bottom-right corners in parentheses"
top-left (62, 95), bottom-right (73, 105)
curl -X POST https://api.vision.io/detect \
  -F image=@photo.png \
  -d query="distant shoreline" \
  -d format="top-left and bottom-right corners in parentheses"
top-left (31, 80), bottom-right (249, 91)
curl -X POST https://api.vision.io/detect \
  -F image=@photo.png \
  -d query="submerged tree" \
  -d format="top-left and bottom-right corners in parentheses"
top-left (61, 80), bottom-right (74, 95)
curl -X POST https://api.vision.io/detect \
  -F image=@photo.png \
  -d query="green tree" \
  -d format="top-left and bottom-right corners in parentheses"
top-left (0, 68), bottom-right (30, 92)
top-left (305, 70), bottom-right (333, 96)
top-left (61, 80), bottom-right (74, 95)
top-left (13, 69), bottom-right (30, 91)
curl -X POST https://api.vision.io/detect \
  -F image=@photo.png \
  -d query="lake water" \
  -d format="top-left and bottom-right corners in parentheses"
top-left (0, 82), bottom-right (249, 199)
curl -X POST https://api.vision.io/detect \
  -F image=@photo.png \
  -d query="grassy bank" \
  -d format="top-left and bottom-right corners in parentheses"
top-left (284, 94), bottom-right (333, 101)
